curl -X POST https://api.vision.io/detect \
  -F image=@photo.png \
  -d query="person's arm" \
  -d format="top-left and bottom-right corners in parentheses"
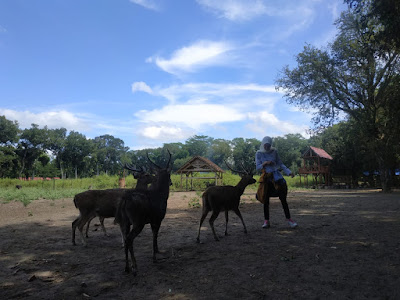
top-left (255, 152), bottom-right (264, 171)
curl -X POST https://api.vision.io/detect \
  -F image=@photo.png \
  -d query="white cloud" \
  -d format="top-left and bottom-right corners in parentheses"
top-left (247, 111), bottom-right (309, 137)
top-left (140, 125), bottom-right (192, 141)
top-left (132, 81), bottom-right (153, 94)
top-left (0, 109), bottom-right (91, 132)
top-left (129, 0), bottom-right (159, 11)
top-left (196, 0), bottom-right (268, 21)
top-left (143, 82), bottom-right (279, 103)
top-left (136, 103), bottom-right (245, 130)
top-left (0, 25), bottom-right (6, 33)
top-left (147, 40), bottom-right (233, 75)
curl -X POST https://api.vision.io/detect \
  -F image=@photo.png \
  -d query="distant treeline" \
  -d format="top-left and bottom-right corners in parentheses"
top-left (1, 115), bottom-right (398, 189)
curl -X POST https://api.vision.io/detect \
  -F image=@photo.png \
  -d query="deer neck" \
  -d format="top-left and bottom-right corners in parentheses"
top-left (235, 178), bottom-right (249, 194)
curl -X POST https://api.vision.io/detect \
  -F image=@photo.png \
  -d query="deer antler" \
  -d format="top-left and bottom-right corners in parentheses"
top-left (146, 152), bottom-right (161, 169)
top-left (147, 149), bottom-right (172, 170)
top-left (122, 163), bottom-right (144, 173)
top-left (224, 160), bottom-right (247, 175)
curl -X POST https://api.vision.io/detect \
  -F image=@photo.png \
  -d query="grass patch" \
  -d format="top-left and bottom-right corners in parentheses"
top-left (0, 172), bottom-right (306, 205)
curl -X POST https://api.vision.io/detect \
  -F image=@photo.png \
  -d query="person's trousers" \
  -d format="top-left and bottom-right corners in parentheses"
top-left (263, 179), bottom-right (291, 220)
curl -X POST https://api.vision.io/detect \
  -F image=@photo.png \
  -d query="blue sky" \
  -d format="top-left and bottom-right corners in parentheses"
top-left (0, 0), bottom-right (347, 150)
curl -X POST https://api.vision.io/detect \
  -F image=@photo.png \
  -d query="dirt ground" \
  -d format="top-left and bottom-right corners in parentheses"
top-left (0, 188), bottom-right (400, 299)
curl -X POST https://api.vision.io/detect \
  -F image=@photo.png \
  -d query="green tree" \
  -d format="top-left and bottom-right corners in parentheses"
top-left (231, 138), bottom-right (260, 172)
top-left (276, 9), bottom-right (400, 192)
top-left (0, 115), bottom-right (19, 145)
top-left (274, 134), bottom-right (308, 174)
top-left (92, 134), bottom-right (129, 175)
top-left (47, 128), bottom-right (67, 179)
top-left (0, 145), bottom-right (19, 178)
top-left (64, 131), bottom-right (93, 178)
top-left (185, 135), bottom-right (212, 157)
top-left (346, 0), bottom-right (400, 52)
top-left (209, 139), bottom-right (232, 167)
top-left (317, 121), bottom-right (368, 186)
top-left (16, 124), bottom-right (48, 178)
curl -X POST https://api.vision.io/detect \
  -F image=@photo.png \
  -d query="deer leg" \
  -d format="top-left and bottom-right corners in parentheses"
top-left (224, 210), bottom-right (229, 236)
top-left (196, 209), bottom-right (209, 243)
top-left (99, 216), bottom-right (109, 236)
top-left (209, 211), bottom-right (220, 241)
top-left (77, 213), bottom-right (94, 247)
top-left (233, 208), bottom-right (247, 234)
top-left (85, 215), bottom-right (95, 238)
top-left (150, 222), bottom-right (161, 262)
top-left (124, 223), bottom-right (145, 276)
top-left (72, 216), bottom-right (81, 245)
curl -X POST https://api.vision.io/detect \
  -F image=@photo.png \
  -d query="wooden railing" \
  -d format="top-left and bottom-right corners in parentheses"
top-left (299, 165), bottom-right (330, 174)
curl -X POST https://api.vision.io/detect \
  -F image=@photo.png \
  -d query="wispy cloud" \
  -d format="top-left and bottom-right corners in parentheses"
top-left (0, 25), bottom-right (7, 33)
top-left (0, 109), bottom-right (91, 132)
top-left (147, 40), bottom-right (234, 75)
top-left (132, 81), bottom-right (279, 104)
top-left (130, 80), bottom-right (306, 142)
top-left (131, 81), bottom-right (153, 94)
top-left (136, 103), bottom-right (245, 129)
top-left (129, 0), bottom-right (160, 11)
top-left (196, 0), bottom-right (268, 22)
top-left (247, 111), bottom-right (310, 137)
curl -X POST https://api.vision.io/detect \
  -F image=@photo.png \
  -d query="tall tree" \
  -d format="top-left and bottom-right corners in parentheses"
top-left (47, 128), bottom-right (67, 179)
top-left (185, 135), bottom-right (212, 157)
top-left (16, 124), bottom-right (48, 178)
top-left (346, 0), bottom-right (400, 52)
top-left (209, 139), bottom-right (232, 166)
top-left (64, 131), bottom-right (92, 179)
top-left (273, 134), bottom-right (308, 174)
top-left (0, 116), bottom-right (19, 145)
top-left (92, 134), bottom-right (128, 175)
top-left (276, 9), bottom-right (400, 192)
top-left (0, 116), bottom-right (20, 177)
top-left (231, 138), bottom-right (260, 171)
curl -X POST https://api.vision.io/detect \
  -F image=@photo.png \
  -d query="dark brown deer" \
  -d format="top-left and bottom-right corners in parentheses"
top-left (83, 165), bottom-right (153, 238)
top-left (115, 150), bottom-right (172, 276)
top-left (71, 166), bottom-right (154, 246)
top-left (196, 161), bottom-right (256, 243)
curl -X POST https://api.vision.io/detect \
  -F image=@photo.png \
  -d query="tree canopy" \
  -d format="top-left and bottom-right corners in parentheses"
top-left (276, 4), bottom-right (400, 192)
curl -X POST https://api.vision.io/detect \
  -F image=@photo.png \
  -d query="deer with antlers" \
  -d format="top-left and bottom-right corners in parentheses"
top-left (71, 165), bottom-right (154, 246)
top-left (196, 161), bottom-right (256, 243)
top-left (114, 150), bottom-right (172, 276)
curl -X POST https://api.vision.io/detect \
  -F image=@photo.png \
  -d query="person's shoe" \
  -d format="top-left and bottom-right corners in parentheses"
top-left (262, 220), bottom-right (270, 228)
top-left (287, 218), bottom-right (298, 228)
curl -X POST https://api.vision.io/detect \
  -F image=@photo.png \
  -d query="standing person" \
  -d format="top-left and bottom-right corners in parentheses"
top-left (255, 136), bottom-right (298, 228)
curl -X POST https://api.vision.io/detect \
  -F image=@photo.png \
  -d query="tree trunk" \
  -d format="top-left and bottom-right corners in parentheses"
top-left (59, 161), bottom-right (66, 180)
top-left (75, 165), bottom-right (78, 179)
top-left (378, 159), bottom-right (392, 193)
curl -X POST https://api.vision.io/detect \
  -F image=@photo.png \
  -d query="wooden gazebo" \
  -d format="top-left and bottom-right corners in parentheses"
top-left (298, 146), bottom-right (333, 187)
top-left (176, 156), bottom-right (225, 190)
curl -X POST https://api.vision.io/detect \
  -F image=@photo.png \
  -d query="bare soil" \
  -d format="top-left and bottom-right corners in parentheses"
top-left (0, 189), bottom-right (400, 299)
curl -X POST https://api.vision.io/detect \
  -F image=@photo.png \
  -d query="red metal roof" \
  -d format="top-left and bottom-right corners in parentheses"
top-left (303, 146), bottom-right (333, 160)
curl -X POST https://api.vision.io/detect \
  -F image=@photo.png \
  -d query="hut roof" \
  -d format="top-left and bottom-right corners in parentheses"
top-left (303, 146), bottom-right (333, 160)
top-left (176, 156), bottom-right (225, 174)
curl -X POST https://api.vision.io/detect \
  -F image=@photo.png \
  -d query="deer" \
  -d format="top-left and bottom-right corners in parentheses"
top-left (71, 165), bottom-right (154, 247)
top-left (196, 161), bottom-right (256, 243)
top-left (83, 165), bottom-right (154, 239)
top-left (114, 150), bottom-right (172, 276)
